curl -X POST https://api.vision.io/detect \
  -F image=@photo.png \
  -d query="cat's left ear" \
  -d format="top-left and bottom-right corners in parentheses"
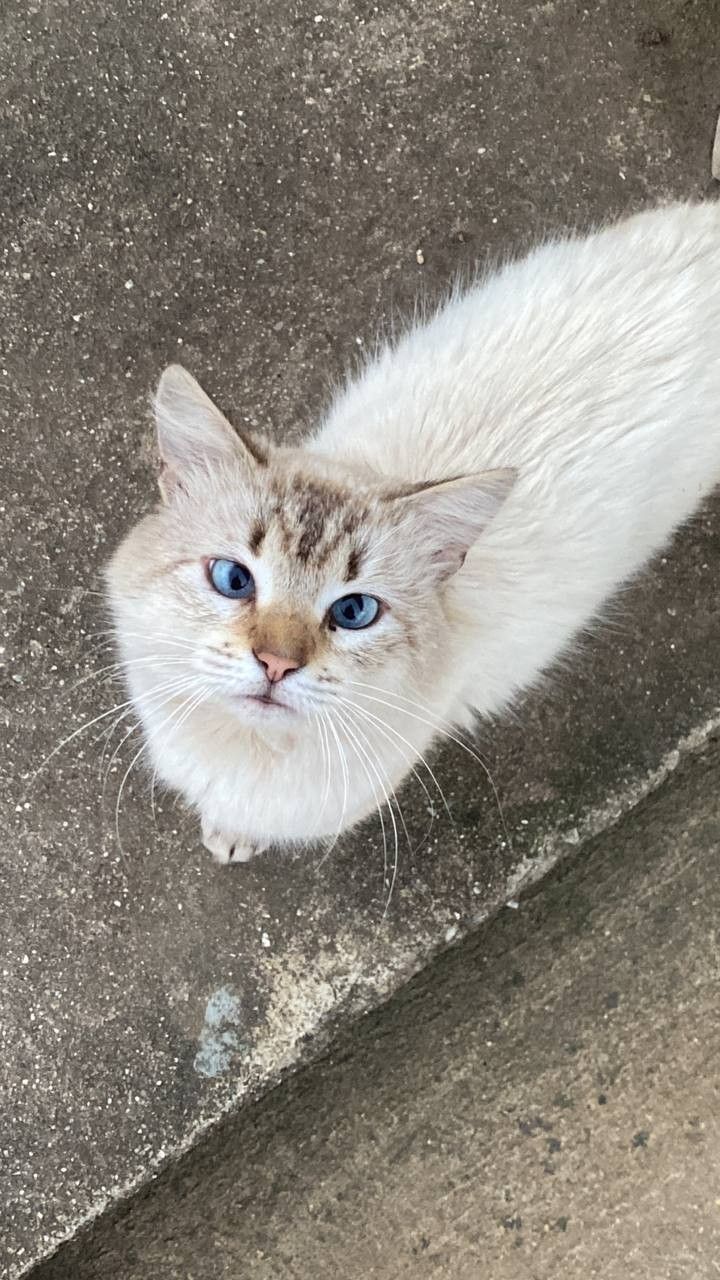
top-left (154, 364), bottom-right (268, 501)
top-left (388, 468), bottom-right (516, 579)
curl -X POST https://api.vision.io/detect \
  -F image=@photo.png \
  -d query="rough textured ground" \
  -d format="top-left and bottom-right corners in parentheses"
top-left (1, 0), bottom-right (719, 1274)
top-left (34, 743), bottom-right (720, 1280)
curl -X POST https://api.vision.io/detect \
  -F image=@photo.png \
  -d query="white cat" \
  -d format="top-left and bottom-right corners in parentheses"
top-left (105, 200), bottom-right (720, 865)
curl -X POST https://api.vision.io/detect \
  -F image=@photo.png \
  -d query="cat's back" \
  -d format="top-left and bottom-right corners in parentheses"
top-left (313, 200), bottom-right (720, 482)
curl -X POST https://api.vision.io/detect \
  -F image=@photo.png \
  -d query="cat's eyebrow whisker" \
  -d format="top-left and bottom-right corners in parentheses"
top-left (362, 523), bottom-right (401, 558)
top-left (361, 540), bottom-right (407, 567)
top-left (332, 704), bottom-right (390, 895)
top-left (346, 681), bottom-right (513, 857)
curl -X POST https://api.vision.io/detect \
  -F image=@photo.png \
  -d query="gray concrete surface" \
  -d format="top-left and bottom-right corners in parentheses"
top-left (32, 742), bottom-right (720, 1280)
top-left (1, 0), bottom-right (719, 1274)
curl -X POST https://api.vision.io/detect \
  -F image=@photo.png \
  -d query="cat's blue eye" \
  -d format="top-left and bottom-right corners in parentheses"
top-left (329, 593), bottom-right (380, 631)
top-left (208, 559), bottom-right (255, 600)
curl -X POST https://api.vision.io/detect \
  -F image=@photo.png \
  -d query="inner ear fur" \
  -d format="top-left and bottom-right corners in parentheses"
top-left (154, 363), bottom-right (268, 500)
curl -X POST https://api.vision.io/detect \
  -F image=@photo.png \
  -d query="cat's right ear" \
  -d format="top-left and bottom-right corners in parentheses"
top-left (154, 364), bottom-right (267, 501)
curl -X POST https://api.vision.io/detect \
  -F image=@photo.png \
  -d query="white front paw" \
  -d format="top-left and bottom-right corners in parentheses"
top-left (227, 840), bottom-right (264, 865)
top-left (201, 820), bottom-right (266, 867)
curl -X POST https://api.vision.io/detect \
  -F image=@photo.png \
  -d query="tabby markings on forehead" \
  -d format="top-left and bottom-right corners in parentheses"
top-left (268, 475), bottom-right (369, 567)
top-left (249, 520), bottom-right (265, 555)
top-left (345, 546), bottom-right (363, 582)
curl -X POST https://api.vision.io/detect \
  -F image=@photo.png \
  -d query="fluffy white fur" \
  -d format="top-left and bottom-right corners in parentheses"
top-left (106, 201), bottom-right (720, 865)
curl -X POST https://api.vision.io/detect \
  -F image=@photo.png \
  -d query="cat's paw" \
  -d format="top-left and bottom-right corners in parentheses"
top-left (202, 822), bottom-right (266, 866)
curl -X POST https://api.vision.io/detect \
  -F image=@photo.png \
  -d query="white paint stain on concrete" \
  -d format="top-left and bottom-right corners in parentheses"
top-left (194, 986), bottom-right (243, 1078)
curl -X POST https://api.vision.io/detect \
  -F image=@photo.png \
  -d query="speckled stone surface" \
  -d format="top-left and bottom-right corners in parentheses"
top-left (31, 740), bottom-right (720, 1280)
top-left (0, 0), bottom-right (718, 1275)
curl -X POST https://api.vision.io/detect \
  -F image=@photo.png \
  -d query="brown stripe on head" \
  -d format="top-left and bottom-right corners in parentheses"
top-left (345, 546), bottom-right (363, 582)
top-left (249, 520), bottom-right (266, 555)
top-left (291, 477), bottom-right (339, 564)
top-left (270, 474), bottom-right (369, 569)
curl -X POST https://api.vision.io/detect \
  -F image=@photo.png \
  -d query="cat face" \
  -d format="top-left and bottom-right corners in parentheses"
top-left (106, 365), bottom-right (514, 737)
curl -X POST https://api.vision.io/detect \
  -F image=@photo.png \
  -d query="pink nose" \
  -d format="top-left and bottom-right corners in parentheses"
top-left (254, 650), bottom-right (301, 684)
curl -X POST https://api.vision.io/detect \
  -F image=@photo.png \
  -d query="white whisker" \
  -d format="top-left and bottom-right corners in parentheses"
top-left (336, 694), bottom-right (445, 851)
top-left (102, 719), bottom-right (141, 795)
top-left (313, 712), bottom-right (333, 833)
top-left (27, 669), bottom-right (201, 786)
top-left (101, 673), bottom-right (200, 795)
top-left (346, 680), bottom-right (512, 855)
top-left (332, 703), bottom-right (390, 895)
top-left (317, 712), bottom-right (350, 869)
top-left (113, 684), bottom-right (209, 856)
top-left (336, 705), bottom-right (406, 916)
top-left (65, 653), bottom-right (190, 697)
top-left (337, 695), bottom-right (442, 815)
top-left (84, 629), bottom-right (200, 655)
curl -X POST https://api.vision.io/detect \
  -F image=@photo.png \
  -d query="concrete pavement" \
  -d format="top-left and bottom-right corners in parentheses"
top-left (1, 0), bottom-right (719, 1273)
top-left (34, 744), bottom-right (720, 1280)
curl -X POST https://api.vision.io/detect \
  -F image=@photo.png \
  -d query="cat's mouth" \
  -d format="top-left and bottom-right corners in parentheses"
top-left (242, 692), bottom-right (293, 714)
